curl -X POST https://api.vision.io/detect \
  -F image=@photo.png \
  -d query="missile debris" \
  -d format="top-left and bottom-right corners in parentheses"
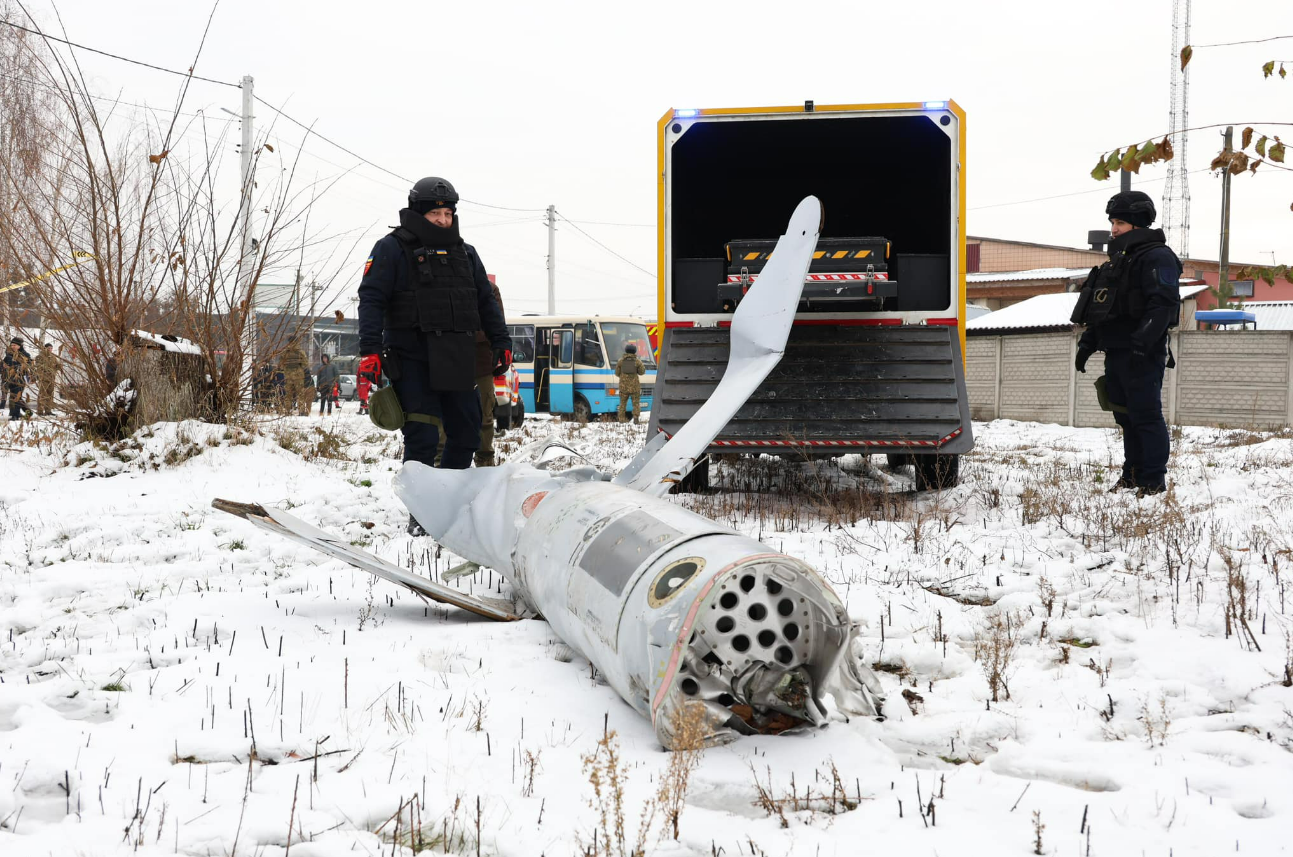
top-left (215, 197), bottom-right (884, 748)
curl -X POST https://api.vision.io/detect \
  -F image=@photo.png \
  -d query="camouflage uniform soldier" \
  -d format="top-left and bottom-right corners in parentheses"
top-left (280, 343), bottom-right (310, 415)
top-left (614, 343), bottom-right (645, 423)
top-left (35, 343), bottom-right (60, 415)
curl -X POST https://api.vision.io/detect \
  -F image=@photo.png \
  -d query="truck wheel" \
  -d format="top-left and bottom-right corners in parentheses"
top-left (671, 457), bottom-right (710, 494)
top-left (573, 397), bottom-right (592, 424)
top-left (885, 452), bottom-right (910, 470)
top-left (495, 406), bottom-right (510, 434)
top-left (515, 398), bottom-right (525, 427)
top-left (913, 454), bottom-right (959, 491)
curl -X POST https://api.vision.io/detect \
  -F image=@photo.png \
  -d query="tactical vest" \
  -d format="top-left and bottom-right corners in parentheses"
top-left (385, 228), bottom-right (480, 391)
top-left (385, 228), bottom-right (481, 334)
top-left (1070, 238), bottom-right (1161, 328)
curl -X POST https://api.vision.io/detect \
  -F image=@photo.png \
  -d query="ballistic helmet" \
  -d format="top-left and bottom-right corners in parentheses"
top-left (624, 343), bottom-right (638, 354)
top-left (409, 177), bottom-right (458, 214)
top-left (1105, 190), bottom-right (1156, 228)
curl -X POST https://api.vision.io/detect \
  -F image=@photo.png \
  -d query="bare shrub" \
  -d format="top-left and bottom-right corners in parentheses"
top-left (581, 730), bottom-right (653, 857)
top-left (973, 608), bottom-right (1023, 703)
top-left (1140, 693), bottom-right (1172, 747)
top-left (657, 702), bottom-right (706, 841)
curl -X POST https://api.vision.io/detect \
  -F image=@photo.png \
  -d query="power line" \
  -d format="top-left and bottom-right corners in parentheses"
top-left (554, 210), bottom-right (655, 278)
top-left (1193, 34), bottom-right (1293, 48)
top-left (970, 168), bottom-right (1210, 211)
top-left (560, 216), bottom-right (654, 228)
top-left (0, 20), bottom-right (238, 88)
top-left (253, 94), bottom-right (411, 185)
top-left (459, 198), bottom-right (548, 213)
top-left (0, 23), bottom-right (638, 236)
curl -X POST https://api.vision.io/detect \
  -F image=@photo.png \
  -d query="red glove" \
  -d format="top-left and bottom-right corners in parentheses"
top-left (492, 347), bottom-right (512, 377)
top-left (358, 353), bottom-right (382, 380)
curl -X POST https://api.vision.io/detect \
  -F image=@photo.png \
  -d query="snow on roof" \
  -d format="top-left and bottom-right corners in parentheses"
top-left (1237, 301), bottom-right (1293, 331)
top-left (967, 293), bottom-right (1079, 331)
top-left (966, 267), bottom-right (1092, 283)
top-left (131, 329), bottom-right (201, 354)
top-left (1179, 283), bottom-right (1208, 298)
top-left (968, 285), bottom-right (1210, 332)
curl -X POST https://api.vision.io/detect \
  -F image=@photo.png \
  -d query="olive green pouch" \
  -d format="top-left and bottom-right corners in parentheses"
top-left (368, 385), bottom-right (405, 431)
top-left (1094, 375), bottom-right (1129, 415)
top-left (368, 385), bottom-right (440, 432)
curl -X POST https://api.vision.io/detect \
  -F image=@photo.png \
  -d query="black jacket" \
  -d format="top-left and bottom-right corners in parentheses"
top-left (356, 215), bottom-right (510, 360)
top-left (1078, 228), bottom-right (1182, 353)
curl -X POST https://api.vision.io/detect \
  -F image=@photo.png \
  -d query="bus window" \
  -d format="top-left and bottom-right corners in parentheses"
top-left (599, 322), bottom-right (656, 367)
top-left (576, 322), bottom-right (604, 366)
top-left (554, 330), bottom-right (574, 368)
top-left (508, 325), bottom-right (536, 363)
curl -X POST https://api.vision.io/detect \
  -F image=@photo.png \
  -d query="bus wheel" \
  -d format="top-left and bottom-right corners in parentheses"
top-left (574, 397), bottom-right (592, 424)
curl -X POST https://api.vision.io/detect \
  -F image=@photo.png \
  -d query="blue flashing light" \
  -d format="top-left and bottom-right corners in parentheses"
top-left (924, 100), bottom-right (947, 110)
top-left (674, 108), bottom-right (699, 118)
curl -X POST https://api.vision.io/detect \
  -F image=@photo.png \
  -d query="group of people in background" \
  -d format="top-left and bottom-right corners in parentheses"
top-left (252, 345), bottom-right (375, 417)
top-left (3, 337), bottom-right (61, 420)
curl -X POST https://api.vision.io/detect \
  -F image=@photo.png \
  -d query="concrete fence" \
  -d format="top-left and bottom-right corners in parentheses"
top-left (966, 330), bottom-right (1293, 429)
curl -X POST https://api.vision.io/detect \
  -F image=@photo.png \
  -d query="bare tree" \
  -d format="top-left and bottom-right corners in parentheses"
top-left (0, 6), bottom-right (351, 434)
top-left (0, 1), bottom-right (59, 336)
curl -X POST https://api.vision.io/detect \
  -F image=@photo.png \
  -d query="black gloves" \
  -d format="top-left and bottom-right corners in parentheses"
top-left (1075, 346), bottom-right (1095, 374)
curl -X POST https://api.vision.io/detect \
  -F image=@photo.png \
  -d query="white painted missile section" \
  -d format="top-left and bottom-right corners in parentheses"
top-left (615, 195), bottom-right (823, 496)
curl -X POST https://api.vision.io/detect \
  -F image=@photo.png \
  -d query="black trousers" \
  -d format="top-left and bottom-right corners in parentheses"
top-left (1103, 347), bottom-right (1169, 487)
top-left (392, 358), bottom-right (481, 469)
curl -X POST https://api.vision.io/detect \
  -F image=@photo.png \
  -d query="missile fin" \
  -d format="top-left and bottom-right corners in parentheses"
top-left (621, 196), bottom-right (821, 495)
top-left (212, 499), bottom-right (523, 621)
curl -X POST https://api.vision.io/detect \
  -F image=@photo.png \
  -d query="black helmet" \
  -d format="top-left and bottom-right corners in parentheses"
top-left (409, 177), bottom-right (458, 214)
top-left (1105, 190), bottom-right (1156, 228)
top-left (624, 342), bottom-right (637, 354)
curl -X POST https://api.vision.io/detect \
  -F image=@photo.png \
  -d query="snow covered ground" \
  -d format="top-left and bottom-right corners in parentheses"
top-left (1, 411), bottom-right (1291, 856)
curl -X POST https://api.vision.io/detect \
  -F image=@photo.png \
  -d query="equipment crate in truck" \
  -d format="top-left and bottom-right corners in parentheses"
top-left (649, 101), bottom-right (974, 490)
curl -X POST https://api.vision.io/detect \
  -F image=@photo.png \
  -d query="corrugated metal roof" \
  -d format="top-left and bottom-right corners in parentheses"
top-left (967, 286), bottom-right (1211, 333)
top-left (966, 267), bottom-right (1092, 283)
top-left (1239, 301), bottom-right (1293, 331)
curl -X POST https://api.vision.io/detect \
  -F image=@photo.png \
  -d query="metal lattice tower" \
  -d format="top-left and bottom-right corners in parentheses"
top-left (1163, 0), bottom-right (1192, 257)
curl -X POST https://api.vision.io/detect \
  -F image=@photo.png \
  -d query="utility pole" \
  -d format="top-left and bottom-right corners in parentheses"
top-left (1120, 168), bottom-right (1131, 194)
top-left (546, 204), bottom-right (556, 314)
top-left (237, 74), bottom-right (256, 393)
top-left (1218, 126), bottom-right (1233, 305)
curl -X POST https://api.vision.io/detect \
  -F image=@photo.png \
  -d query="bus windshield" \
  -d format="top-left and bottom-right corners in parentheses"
top-left (598, 322), bottom-right (655, 367)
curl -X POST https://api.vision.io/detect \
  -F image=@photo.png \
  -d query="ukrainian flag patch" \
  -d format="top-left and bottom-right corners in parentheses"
top-left (363, 255), bottom-right (373, 275)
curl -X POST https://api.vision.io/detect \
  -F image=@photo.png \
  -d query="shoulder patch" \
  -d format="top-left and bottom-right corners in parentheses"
top-left (363, 256), bottom-right (373, 276)
top-left (1156, 266), bottom-right (1178, 287)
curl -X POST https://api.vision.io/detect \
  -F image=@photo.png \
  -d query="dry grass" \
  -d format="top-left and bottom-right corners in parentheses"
top-left (749, 760), bottom-right (862, 828)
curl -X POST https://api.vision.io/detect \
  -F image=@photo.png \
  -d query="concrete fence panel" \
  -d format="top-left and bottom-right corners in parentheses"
top-left (999, 334), bottom-right (1070, 424)
top-left (966, 329), bottom-right (1293, 430)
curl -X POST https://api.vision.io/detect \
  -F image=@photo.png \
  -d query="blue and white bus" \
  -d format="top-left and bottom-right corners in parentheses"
top-left (505, 315), bottom-right (656, 420)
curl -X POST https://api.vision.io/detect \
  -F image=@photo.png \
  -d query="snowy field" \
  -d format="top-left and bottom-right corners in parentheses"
top-left (1, 411), bottom-right (1291, 856)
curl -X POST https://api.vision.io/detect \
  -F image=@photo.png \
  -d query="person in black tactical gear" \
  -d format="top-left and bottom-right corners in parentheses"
top-left (1071, 190), bottom-right (1182, 497)
top-left (356, 176), bottom-right (512, 533)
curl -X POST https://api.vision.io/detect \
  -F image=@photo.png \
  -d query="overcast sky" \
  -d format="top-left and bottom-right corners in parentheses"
top-left (15, 0), bottom-right (1293, 317)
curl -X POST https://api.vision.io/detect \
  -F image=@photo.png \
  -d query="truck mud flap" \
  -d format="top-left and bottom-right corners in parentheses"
top-left (647, 325), bottom-right (974, 455)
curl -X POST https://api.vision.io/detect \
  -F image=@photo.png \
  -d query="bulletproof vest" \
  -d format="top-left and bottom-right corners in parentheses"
top-left (1070, 234), bottom-right (1162, 327)
top-left (385, 228), bottom-right (481, 334)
